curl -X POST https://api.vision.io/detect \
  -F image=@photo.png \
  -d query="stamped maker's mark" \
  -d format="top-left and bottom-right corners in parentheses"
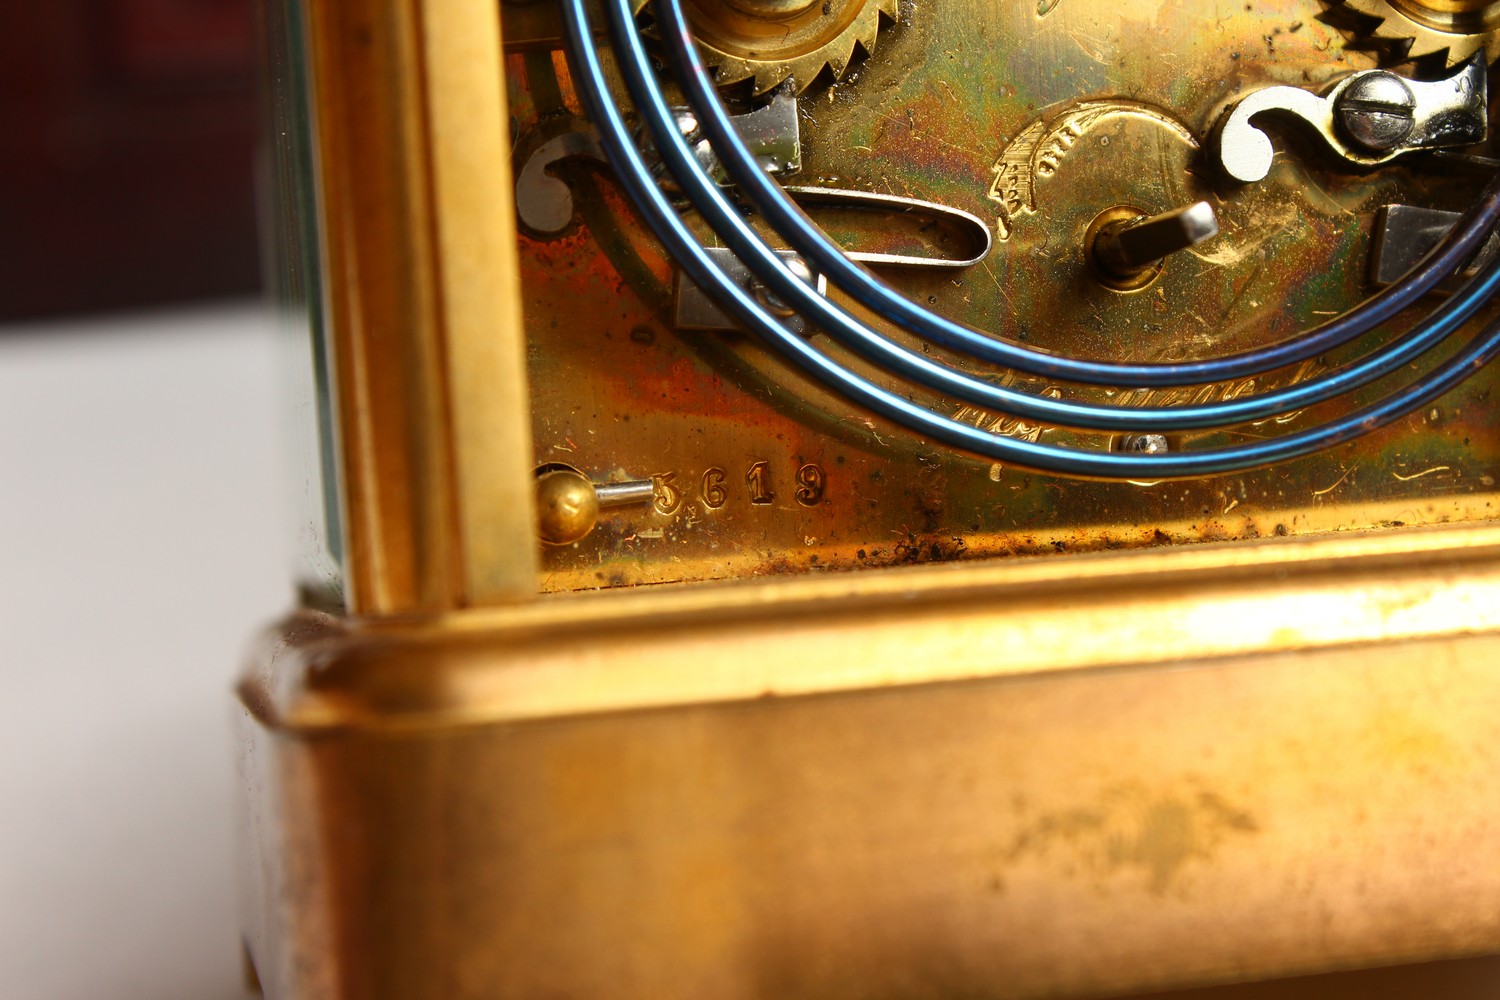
top-left (988, 101), bottom-right (1199, 241)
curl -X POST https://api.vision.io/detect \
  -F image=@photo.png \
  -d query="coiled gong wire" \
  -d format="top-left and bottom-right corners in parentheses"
top-left (560, 0), bottom-right (1500, 478)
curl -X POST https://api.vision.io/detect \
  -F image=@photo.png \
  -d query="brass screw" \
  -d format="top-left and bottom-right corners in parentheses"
top-left (1118, 434), bottom-right (1170, 454)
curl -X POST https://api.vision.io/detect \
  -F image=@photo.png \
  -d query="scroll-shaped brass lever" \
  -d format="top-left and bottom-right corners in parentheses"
top-left (1212, 56), bottom-right (1487, 184)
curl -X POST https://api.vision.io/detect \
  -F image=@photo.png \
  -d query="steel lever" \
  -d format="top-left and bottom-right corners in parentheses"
top-left (1213, 56), bottom-right (1487, 184)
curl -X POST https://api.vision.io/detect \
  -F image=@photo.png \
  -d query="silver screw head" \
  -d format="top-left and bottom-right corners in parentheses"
top-left (1335, 72), bottom-right (1417, 153)
top-left (1118, 433), bottom-right (1170, 454)
top-left (752, 257), bottom-right (814, 317)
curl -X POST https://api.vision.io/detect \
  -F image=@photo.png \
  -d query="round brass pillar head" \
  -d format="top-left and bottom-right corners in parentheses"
top-left (535, 467), bottom-right (601, 546)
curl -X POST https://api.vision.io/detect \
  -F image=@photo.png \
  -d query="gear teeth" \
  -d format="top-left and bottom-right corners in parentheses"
top-left (755, 3), bottom-right (880, 94)
top-left (638, 0), bottom-right (901, 96)
top-left (1335, 0), bottom-right (1500, 68)
top-left (854, 4), bottom-right (882, 57)
top-left (714, 59), bottom-right (756, 89)
top-left (825, 35), bottom-right (860, 80)
top-left (752, 62), bottom-right (795, 94)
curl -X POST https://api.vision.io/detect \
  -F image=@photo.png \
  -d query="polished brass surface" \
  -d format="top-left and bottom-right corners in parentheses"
top-left (246, 0), bottom-right (1500, 997)
top-left (239, 526), bottom-right (1500, 998)
top-left (304, 0), bottom-right (537, 613)
top-left (245, 637), bottom-right (1500, 998)
top-left (535, 467), bottom-right (602, 543)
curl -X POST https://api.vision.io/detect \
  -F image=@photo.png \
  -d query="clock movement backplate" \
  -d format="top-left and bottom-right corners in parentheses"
top-left (512, 0), bottom-right (1500, 592)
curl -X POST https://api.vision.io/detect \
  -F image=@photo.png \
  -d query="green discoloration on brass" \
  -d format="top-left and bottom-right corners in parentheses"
top-left (513, 1), bottom-right (1500, 591)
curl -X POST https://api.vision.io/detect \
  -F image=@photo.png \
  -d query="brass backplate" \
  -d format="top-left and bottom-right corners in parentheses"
top-left (513, 1), bottom-right (1500, 592)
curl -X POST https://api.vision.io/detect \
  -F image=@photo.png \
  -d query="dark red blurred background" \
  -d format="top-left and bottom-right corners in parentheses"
top-left (0, 1), bottom-right (261, 320)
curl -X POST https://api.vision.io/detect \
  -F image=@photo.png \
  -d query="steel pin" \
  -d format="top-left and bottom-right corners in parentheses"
top-left (1093, 201), bottom-right (1220, 278)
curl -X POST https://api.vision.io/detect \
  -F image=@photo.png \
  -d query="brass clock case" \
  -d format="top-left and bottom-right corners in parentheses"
top-left (242, 1), bottom-right (1500, 998)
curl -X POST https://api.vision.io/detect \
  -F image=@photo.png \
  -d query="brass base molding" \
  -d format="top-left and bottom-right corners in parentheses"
top-left (239, 528), bottom-right (1500, 998)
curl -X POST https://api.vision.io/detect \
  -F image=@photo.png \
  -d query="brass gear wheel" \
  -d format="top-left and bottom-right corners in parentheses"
top-left (1336, 0), bottom-right (1500, 66)
top-left (635, 0), bottom-right (901, 95)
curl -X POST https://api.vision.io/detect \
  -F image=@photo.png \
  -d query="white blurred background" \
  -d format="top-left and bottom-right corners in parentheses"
top-left (0, 304), bottom-right (286, 999)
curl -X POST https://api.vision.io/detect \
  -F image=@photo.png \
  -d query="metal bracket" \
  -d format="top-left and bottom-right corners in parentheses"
top-left (675, 88), bottom-right (801, 187)
top-left (675, 248), bottom-right (827, 335)
top-left (1369, 203), bottom-right (1500, 293)
top-left (1213, 56), bottom-right (1487, 184)
top-left (515, 130), bottom-right (608, 234)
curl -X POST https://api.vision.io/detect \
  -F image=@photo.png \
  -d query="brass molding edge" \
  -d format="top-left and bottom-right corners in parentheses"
top-left (305, 0), bottom-right (537, 614)
top-left (241, 521), bottom-right (1500, 733)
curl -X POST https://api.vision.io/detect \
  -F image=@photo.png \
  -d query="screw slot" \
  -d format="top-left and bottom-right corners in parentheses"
top-left (1335, 73), bottom-right (1417, 153)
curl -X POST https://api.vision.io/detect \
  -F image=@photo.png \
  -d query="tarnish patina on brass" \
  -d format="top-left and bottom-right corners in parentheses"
top-left (516, 0), bottom-right (1500, 593)
top-left (243, 1), bottom-right (1500, 998)
top-left (240, 524), bottom-right (1500, 999)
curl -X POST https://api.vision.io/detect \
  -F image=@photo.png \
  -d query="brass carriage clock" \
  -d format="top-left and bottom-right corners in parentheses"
top-left (244, 0), bottom-right (1500, 996)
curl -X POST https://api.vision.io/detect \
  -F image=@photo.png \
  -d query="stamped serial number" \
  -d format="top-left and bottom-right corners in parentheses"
top-left (652, 461), bottom-right (827, 515)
